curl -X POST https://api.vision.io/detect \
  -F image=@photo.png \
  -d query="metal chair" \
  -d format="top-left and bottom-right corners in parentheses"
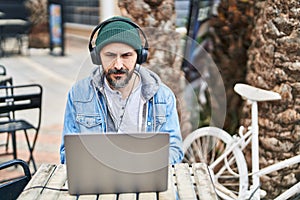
top-left (0, 64), bottom-right (13, 153)
top-left (0, 84), bottom-right (42, 172)
top-left (0, 64), bottom-right (13, 86)
top-left (0, 64), bottom-right (6, 75)
top-left (0, 159), bottom-right (31, 200)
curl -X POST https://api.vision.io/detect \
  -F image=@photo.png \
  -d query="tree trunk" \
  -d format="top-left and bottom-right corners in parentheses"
top-left (209, 0), bottom-right (254, 133)
top-left (25, 0), bottom-right (49, 48)
top-left (242, 0), bottom-right (300, 198)
top-left (118, 0), bottom-right (192, 138)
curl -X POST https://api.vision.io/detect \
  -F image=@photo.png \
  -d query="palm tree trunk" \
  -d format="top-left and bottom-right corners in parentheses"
top-left (243, 0), bottom-right (300, 198)
top-left (209, 0), bottom-right (254, 133)
top-left (118, 0), bottom-right (192, 138)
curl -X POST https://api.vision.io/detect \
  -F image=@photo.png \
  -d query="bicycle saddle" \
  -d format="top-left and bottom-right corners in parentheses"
top-left (234, 83), bottom-right (281, 102)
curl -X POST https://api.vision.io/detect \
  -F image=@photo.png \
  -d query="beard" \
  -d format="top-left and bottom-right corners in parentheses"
top-left (105, 68), bottom-right (135, 89)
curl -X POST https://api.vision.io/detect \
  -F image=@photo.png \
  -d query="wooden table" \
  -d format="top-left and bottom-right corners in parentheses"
top-left (18, 163), bottom-right (218, 200)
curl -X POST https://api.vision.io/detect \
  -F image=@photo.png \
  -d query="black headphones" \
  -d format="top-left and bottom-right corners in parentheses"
top-left (88, 17), bottom-right (149, 65)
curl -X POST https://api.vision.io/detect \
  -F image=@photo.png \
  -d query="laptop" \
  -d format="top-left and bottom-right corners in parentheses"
top-left (64, 132), bottom-right (169, 195)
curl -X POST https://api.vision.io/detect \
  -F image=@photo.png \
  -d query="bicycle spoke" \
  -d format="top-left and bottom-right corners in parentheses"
top-left (215, 182), bottom-right (238, 199)
top-left (183, 127), bottom-right (249, 200)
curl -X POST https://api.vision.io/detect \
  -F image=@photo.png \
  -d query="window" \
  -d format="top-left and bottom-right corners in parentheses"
top-left (64, 0), bottom-right (99, 25)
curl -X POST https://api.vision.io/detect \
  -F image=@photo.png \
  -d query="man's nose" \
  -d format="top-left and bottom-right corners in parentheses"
top-left (114, 56), bottom-right (123, 69)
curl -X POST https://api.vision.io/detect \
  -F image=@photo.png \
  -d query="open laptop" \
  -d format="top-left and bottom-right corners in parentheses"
top-left (64, 133), bottom-right (169, 195)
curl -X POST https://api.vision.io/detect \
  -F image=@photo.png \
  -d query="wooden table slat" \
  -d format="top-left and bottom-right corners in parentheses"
top-left (39, 164), bottom-right (68, 199)
top-left (57, 181), bottom-right (77, 200)
top-left (118, 193), bottom-right (136, 200)
top-left (77, 195), bottom-right (99, 200)
top-left (175, 163), bottom-right (197, 200)
top-left (98, 194), bottom-right (118, 200)
top-left (193, 163), bottom-right (218, 200)
top-left (138, 192), bottom-right (157, 200)
top-left (158, 166), bottom-right (176, 200)
top-left (18, 164), bottom-right (57, 199)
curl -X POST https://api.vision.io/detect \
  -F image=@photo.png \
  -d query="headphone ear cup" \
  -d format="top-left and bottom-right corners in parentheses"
top-left (90, 48), bottom-right (101, 65)
top-left (137, 48), bottom-right (148, 64)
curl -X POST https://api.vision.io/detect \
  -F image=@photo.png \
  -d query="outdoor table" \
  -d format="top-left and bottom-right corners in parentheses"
top-left (0, 19), bottom-right (28, 27)
top-left (18, 163), bottom-right (218, 200)
top-left (0, 19), bottom-right (29, 56)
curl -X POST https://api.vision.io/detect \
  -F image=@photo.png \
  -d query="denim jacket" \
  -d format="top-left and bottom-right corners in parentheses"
top-left (60, 66), bottom-right (183, 164)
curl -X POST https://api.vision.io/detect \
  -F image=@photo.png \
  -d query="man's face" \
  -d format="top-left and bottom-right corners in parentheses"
top-left (100, 43), bottom-right (138, 89)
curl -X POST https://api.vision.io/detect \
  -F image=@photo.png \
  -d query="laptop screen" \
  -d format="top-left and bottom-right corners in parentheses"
top-left (64, 133), bottom-right (169, 195)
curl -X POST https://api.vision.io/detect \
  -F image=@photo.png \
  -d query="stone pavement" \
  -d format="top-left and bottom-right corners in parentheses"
top-left (0, 35), bottom-right (93, 179)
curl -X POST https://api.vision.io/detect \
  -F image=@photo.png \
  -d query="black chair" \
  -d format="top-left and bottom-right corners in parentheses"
top-left (0, 64), bottom-right (13, 86)
top-left (0, 64), bottom-right (6, 75)
top-left (0, 159), bottom-right (31, 200)
top-left (0, 64), bottom-right (13, 153)
top-left (0, 84), bottom-right (42, 172)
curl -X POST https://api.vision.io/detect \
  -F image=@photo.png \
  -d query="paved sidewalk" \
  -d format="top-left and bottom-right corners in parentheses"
top-left (0, 35), bottom-right (92, 178)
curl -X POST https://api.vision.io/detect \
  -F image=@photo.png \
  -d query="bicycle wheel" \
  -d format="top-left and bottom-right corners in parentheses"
top-left (183, 127), bottom-right (249, 200)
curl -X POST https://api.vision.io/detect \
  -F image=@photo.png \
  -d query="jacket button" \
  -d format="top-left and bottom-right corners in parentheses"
top-left (147, 122), bottom-right (151, 126)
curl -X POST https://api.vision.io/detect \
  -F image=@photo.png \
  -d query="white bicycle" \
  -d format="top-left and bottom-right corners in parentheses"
top-left (183, 83), bottom-right (300, 200)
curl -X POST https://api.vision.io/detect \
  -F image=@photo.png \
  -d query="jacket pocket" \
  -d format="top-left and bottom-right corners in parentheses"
top-left (76, 114), bottom-right (102, 128)
top-left (155, 104), bottom-right (167, 130)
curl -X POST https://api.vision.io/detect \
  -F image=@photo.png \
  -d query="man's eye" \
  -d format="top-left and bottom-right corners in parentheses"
top-left (106, 53), bottom-right (116, 57)
top-left (122, 53), bottom-right (132, 58)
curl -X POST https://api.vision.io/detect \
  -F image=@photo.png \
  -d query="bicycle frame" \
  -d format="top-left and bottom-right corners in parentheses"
top-left (250, 99), bottom-right (300, 199)
top-left (251, 100), bottom-right (260, 199)
top-left (210, 84), bottom-right (300, 199)
top-left (208, 100), bottom-right (300, 199)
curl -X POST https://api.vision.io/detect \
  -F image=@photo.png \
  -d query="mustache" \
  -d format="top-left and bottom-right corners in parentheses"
top-left (107, 68), bottom-right (128, 75)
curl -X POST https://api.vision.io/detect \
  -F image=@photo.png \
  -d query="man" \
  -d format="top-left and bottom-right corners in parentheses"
top-left (60, 16), bottom-right (183, 164)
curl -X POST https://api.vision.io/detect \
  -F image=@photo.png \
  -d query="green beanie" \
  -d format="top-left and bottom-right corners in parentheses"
top-left (95, 16), bottom-right (142, 52)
